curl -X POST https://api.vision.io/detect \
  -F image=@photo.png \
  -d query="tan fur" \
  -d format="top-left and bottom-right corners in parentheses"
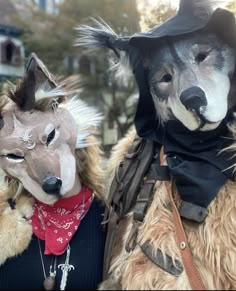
top-left (101, 127), bottom-right (236, 290)
top-left (76, 135), bottom-right (104, 200)
top-left (0, 190), bottom-right (33, 265)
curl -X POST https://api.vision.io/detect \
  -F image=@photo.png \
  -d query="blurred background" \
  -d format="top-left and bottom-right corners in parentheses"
top-left (0, 0), bottom-right (235, 156)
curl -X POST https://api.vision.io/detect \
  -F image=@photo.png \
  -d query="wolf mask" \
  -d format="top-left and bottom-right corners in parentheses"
top-left (0, 53), bottom-right (102, 205)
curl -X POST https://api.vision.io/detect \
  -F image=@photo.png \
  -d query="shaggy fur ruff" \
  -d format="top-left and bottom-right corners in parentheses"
top-left (0, 83), bottom-right (104, 266)
top-left (100, 126), bottom-right (236, 290)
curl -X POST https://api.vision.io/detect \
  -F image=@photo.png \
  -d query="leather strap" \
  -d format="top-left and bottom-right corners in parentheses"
top-left (103, 137), bottom-right (155, 280)
top-left (133, 163), bottom-right (170, 222)
top-left (125, 221), bottom-right (140, 253)
top-left (104, 136), bottom-right (155, 220)
top-left (164, 180), bottom-right (206, 290)
top-left (103, 210), bottom-right (119, 279)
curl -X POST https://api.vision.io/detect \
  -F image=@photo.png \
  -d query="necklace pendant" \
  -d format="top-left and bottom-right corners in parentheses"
top-left (58, 245), bottom-right (75, 290)
top-left (43, 275), bottom-right (56, 291)
top-left (58, 263), bottom-right (75, 290)
top-left (43, 275), bottom-right (56, 290)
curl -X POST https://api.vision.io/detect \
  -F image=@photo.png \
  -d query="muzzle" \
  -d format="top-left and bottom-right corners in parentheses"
top-left (42, 176), bottom-right (62, 195)
top-left (180, 86), bottom-right (207, 115)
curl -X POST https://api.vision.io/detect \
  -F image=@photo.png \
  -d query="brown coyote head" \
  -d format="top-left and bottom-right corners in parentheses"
top-left (0, 53), bottom-right (103, 205)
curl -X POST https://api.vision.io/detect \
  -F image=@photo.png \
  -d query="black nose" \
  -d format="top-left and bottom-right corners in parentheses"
top-left (42, 176), bottom-right (62, 195)
top-left (180, 86), bottom-right (207, 112)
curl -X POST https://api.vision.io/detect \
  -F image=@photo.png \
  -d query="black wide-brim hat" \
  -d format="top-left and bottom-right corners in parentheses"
top-left (77, 0), bottom-right (236, 140)
top-left (130, 1), bottom-right (236, 48)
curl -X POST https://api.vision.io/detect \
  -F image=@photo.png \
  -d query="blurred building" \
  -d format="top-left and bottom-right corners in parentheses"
top-left (0, 0), bottom-right (25, 80)
top-left (0, 0), bottom-right (64, 80)
top-left (34, 0), bottom-right (63, 14)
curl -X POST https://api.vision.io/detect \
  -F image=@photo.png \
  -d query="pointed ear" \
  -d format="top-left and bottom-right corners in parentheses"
top-left (10, 53), bottom-right (60, 111)
top-left (26, 52), bottom-right (58, 90)
top-left (27, 53), bottom-right (67, 108)
top-left (10, 58), bottom-right (36, 111)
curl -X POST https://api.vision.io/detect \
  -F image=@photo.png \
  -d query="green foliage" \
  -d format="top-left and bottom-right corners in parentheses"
top-left (139, 2), bottom-right (176, 31)
top-left (228, 2), bottom-right (236, 13)
top-left (13, 0), bottom-right (139, 76)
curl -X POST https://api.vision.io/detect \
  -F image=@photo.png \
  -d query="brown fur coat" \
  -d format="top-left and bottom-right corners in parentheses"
top-left (100, 127), bottom-right (236, 290)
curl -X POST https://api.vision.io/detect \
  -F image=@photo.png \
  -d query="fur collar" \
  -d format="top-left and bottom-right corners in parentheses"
top-left (0, 192), bottom-right (34, 265)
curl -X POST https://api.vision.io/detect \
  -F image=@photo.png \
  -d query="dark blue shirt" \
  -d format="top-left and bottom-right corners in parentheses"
top-left (0, 199), bottom-right (106, 290)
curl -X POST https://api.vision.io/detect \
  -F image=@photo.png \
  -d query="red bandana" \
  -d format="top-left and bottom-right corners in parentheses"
top-left (29, 185), bottom-right (94, 255)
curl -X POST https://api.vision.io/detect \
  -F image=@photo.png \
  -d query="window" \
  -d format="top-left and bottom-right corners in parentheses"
top-left (1, 39), bottom-right (21, 66)
top-left (6, 43), bottom-right (14, 63)
top-left (38, 0), bottom-right (46, 11)
top-left (79, 56), bottom-right (91, 75)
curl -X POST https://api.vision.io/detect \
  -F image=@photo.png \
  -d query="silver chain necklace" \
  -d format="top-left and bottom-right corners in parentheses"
top-left (36, 189), bottom-right (86, 290)
top-left (38, 239), bottom-right (75, 290)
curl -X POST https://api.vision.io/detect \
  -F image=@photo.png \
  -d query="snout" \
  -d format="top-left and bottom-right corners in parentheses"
top-left (180, 87), bottom-right (207, 113)
top-left (42, 176), bottom-right (62, 195)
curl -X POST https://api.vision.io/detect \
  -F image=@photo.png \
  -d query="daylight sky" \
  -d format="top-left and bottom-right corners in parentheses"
top-left (138, 0), bottom-right (179, 8)
top-left (138, 0), bottom-right (233, 9)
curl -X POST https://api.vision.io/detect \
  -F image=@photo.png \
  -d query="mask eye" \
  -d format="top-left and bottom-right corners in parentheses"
top-left (195, 52), bottom-right (209, 63)
top-left (160, 74), bottom-right (172, 83)
top-left (46, 129), bottom-right (56, 146)
top-left (6, 154), bottom-right (24, 162)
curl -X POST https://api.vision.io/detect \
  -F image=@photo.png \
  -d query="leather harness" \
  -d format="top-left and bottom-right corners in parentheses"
top-left (103, 136), bottom-right (206, 290)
